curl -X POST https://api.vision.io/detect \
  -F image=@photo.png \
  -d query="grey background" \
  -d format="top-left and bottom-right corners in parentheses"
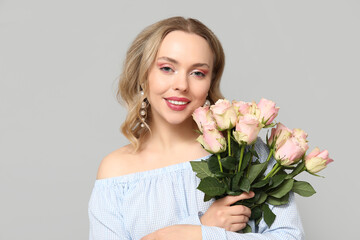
top-left (1, 0), bottom-right (358, 239)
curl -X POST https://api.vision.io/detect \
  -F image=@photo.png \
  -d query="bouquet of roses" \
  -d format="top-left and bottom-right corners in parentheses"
top-left (190, 98), bottom-right (333, 233)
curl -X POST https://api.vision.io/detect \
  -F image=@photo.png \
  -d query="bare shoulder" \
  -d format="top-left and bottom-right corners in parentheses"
top-left (96, 144), bottom-right (137, 180)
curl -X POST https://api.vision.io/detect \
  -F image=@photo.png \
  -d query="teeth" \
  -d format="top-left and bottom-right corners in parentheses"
top-left (167, 99), bottom-right (188, 105)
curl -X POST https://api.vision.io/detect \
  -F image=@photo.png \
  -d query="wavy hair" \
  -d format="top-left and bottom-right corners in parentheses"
top-left (117, 16), bottom-right (225, 152)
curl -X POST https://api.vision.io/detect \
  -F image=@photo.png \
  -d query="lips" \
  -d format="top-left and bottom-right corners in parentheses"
top-left (164, 97), bottom-right (191, 111)
top-left (165, 97), bottom-right (191, 102)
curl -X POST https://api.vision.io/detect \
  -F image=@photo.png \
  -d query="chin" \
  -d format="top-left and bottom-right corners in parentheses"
top-left (166, 115), bottom-right (193, 125)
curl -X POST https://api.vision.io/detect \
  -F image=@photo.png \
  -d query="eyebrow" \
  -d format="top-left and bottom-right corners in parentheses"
top-left (157, 56), bottom-right (210, 68)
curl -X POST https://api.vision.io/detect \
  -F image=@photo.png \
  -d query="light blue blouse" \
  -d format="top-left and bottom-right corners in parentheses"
top-left (88, 139), bottom-right (304, 239)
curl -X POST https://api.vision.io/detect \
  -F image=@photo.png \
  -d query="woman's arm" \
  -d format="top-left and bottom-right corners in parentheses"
top-left (141, 192), bottom-right (253, 239)
top-left (201, 192), bottom-right (304, 240)
top-left (141, 192), bottom-right (303, 240)
top-left (140, 225), bottom-right (202, 240)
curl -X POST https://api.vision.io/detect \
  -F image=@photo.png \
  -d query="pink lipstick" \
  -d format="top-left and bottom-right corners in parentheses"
top-left (164, 97), bottom-right (190, 111)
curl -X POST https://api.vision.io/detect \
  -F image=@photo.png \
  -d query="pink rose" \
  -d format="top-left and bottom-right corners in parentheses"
top-left (292, 128), bottom-right (308, 140)
top-left (305, 147), bottom-right (334, 173)
top-left (192, 106), bottom-right (216, 132)
top-left (232, 100), bottom-right (251, 116)
top-left (257, 98), bottom-right (279, 125)
top-left (233, 114), bottom-right (262, 145)
top-left (274, 129), bottom-right (309, 166)
top-left (197, 124), bottom-right (227, 154)
top-left (210, 99), bottom-right (237, 131)
top-left (268, 123), bottom-right (292, 149)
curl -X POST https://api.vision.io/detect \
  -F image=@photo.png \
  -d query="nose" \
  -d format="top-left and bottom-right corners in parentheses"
top-left (172, 72), bottom-right (189, 92)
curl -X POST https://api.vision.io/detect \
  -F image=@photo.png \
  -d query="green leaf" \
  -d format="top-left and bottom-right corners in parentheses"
top-left (263, 122), bottom-right (276, 128)
top-left (190, 161), bottom-right (214, 179)
top-left (268, 174), bottom-right (287, 189)
top-left (267, 193), bottom-right (289, 205)
top-left (242, 224), bottom-right (252, 233)
top-left (232, 141), bottom-right (241, 158)
top-left (255, 216), bottom-right (263, 226)
top-left (256, 192), bottom-right (268, 205)
top-left (207, 155), bottom-right (220, 173)
top-left (214, 172), bottom-right (233, 178)
top-left (248, 162), bottom-right (268, 183)
top-left (287, 161), bottom-right (305, 179)
top-left (292, 181), bottom-right (316, 197)
top-left (234, 199), bottom-right (253, 208)
top-left (204, 194), bottom-right (213, 202)
top-left (262, 204), bottom-right (276, 228)
top-left (251, 178), bottom-right (270, 188)
top-left (197, 177), bottom-right (226, 196)
top-left (231, 171), bottom-right (243, 191)
top-left (250, 206), bottom-right (262, 220)
top-left (221, 156), bottom-right (238, 170)
top-left (240, 151), bottom-right (252, 171)
top-left (194, 129), bottom-right (202, 134)
top-left (268, 179), bottom-right (294, 198)
top-left (226, 190), bottom-right (242, 196)
top-left (239, 177), bottom-right (251, 192)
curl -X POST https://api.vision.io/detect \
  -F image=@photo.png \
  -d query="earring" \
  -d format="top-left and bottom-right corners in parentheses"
top-left (140, 91), bottom-right (148, 128)
top-left (203, 99), bottom-right (211, 107)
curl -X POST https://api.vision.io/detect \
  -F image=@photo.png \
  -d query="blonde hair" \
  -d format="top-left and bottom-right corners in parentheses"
top-left (117, 16), bottom-right (225, 152)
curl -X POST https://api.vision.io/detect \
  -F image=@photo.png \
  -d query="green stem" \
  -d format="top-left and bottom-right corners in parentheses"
top-left (292, 166), bottom-right (306, 178)
top-left (271, 165), bottom-right (283, 177)
top-left (227, 129), bottom-right (232, 157)
top-left (266, 148), bottom-right (274, 163)
top-left (246, 144), bottom-right (255, 177)
top-left (217, 154), bottom-right (223, 172)
top-left (264, 163), bottom-right (280, 180)
top-left (237, 144), bottom-right (245, 173)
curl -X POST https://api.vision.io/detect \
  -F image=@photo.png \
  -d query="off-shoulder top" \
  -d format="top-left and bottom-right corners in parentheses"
top-left (88, 139), bottom-right (304, 239)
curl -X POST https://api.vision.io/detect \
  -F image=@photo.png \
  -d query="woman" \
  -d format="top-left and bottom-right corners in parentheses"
top-left (88, 17), bottom-right (304, 240)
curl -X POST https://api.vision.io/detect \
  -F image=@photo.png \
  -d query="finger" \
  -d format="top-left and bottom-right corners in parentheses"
top-left (230, 215), bottom-right (249, 224)
top-left (222, 191), bottom-right (255, 206)
top-left (218, 195), bottom-right (243, 206)
top-left (238, 191), bottom-right (255, 200)
top-left (228, 223), bottom-right (247, 232)
top-left (230, 205), bottom-right (251, 217)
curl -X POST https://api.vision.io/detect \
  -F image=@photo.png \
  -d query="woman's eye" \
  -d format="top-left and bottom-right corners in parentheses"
top-left (192, 71), bottom-right (206, 78)
top-left (160, 67), bottom-right (173, 72)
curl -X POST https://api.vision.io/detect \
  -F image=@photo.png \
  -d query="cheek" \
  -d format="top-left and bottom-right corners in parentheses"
top-left (191, 81), bottom-right (211, 102)
top-left (147, 71), bottom-right (170, 103)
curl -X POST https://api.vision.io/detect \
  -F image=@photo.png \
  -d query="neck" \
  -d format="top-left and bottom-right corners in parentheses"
top-left (144, 116), bottom-right (200, 154)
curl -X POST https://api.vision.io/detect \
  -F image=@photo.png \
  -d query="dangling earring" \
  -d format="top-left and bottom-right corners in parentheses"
top-left (203, 98), bottom-right (211, 107)
top-left (140, 91), bottom-right (148, 128)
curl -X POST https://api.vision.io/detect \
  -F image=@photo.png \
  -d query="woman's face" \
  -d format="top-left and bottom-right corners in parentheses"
top-left (147, 30), bottom-right (213, 127)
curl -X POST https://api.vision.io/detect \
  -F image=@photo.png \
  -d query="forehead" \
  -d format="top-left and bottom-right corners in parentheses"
top-left (156, 30), bottom-right (213, 67)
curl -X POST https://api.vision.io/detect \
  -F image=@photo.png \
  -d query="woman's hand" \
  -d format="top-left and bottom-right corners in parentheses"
top-left (140, 225), bottom-right (201, 240)
top-left (200, 191), bottom-right (255, 232)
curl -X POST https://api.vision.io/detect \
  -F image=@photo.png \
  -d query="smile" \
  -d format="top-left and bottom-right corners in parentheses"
top-left (166, 99), bottom-right (188, 105)
top-left (164, 98), bottom-right (190, 111)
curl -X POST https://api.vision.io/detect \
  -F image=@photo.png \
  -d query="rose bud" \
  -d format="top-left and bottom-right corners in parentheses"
top-left (192, 106), bottom-right (216, 133)
top-left (305, 147), bottom-right (334, 173)
top-left (274, 133), bottom-right (309, 166)
top-left (233, 114), bottom-right (262, 145)
top-left (268, 123), bottom-right (292, 149)
top-left (210, 99), bottom-right (237, 131)
top-left (292, 128), bottom-right (308, 140)
top-left (232, 100), bottom-right (251, 116)
top-left (257, 98), bottom-right (279, 125)
top-left (196, 124), bottom-right (227, 154)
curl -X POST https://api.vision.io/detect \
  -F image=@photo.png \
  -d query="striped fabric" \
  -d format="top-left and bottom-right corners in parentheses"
top-left (88, 138), bottom-right (305, 239)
